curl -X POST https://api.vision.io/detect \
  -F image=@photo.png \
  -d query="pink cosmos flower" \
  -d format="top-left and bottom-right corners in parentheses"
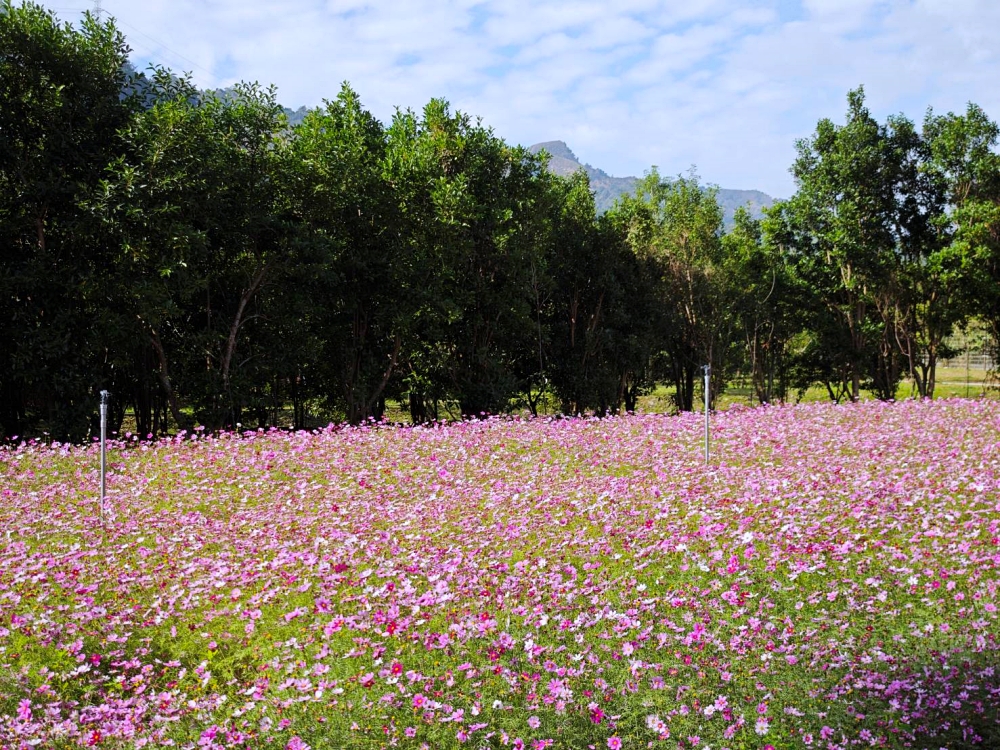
top-left (607, 737), bottom-right (622, 750)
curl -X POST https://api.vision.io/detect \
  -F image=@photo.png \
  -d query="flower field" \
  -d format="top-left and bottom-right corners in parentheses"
top-left (2, 400), bottom-right (999, 749)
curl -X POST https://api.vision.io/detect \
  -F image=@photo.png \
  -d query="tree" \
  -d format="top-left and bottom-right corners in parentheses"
top-left (282, 84), bottom-right (404, 424)
top-left (93, 73), bottom-right (290, 432)
top-left (542, 171), bottom-right (657, 415)
top-left (386, 99), bottom-right (550, 419)
top-left (778, 88), bottom-right (914, 402)
top-left (778, 89), bottom-right (995, 402)
top-left (90, 69), bottom-right (212, 434)
top-left (615, 170), bottom-right (731, 411)
top-left (923, 104), bottom-right (1000, 370)
top-left (725, 207), bottom-right (804, 403)
top-left (0, 2), bottom-right (135, 439)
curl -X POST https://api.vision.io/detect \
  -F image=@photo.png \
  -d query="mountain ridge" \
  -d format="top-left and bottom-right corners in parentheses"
top-left (529, 140), bottom-right (775, 225)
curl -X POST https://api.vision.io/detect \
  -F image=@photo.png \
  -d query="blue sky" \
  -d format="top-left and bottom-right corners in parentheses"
top-left (40, 0), bottom-right (1000, 197)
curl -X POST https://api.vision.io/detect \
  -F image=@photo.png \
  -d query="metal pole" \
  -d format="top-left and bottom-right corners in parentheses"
top-left (703, 365), bottom-right (710, 463)
top-left (100, 390), bottom-right (108, 524)
top-left (966, 348), bottom-right (971, 398)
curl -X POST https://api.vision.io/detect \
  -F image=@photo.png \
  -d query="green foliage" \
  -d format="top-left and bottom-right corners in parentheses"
top-left (0, 1), bottom-right (135, 439)
top-left (923, 104), bottom-right (1000, 362)
top-left (385, 99), bottom-right (554, 419)
top-left (543, 171), bottom-right (660, 414)
top-left (723, 207), bottom-right (804, 404)
top-left (612, 169), bottom-right (735, 411)
top-left (3, 6), bottom-right (1000, 439)
top-left (283, 83), bottom-right (404, 424)
top-left (769, 87), bottom-right (995, 402)
top-left (93, 71), bottom-right (290, 432)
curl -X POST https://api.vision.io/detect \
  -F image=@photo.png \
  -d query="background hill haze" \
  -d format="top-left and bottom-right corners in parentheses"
top-left (529, 140), bottom-right (775, 225)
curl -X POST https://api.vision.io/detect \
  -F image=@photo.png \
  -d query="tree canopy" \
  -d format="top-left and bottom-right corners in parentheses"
top-left (2, 5), bottom-right (999, 441)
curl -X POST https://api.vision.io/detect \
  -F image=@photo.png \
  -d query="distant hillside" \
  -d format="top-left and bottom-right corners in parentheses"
top-left (284, 106), bottom-right (309, 127)
top-left (529, 141), bottom-right (775, 226)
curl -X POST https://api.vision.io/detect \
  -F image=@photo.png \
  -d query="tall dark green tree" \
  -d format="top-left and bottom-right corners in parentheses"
top-left (283, 84), bottom-right (404, 424)
top-left (93, 73), bottom-right (290, 432)
top-left (91, 69), bottom-right (215, 435)
top-left (0, 2), bottom-right (135, 439)
top-left (775, 88), bottom-right (993, 401)
top-left (386, 100), bottom-right (550, 419)
top-left (543, 171), bottom-right (657, 414)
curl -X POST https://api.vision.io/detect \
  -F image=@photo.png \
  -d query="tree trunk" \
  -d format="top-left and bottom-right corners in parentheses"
top-left (362, 334), bottom-right (402, 422)
top-left (926, 348), bottom-right (938, 399)
top-left (149, 330), bottom-right (186, 430)
top-left (409, 390), bottom-right (428, 424)
top-left (221, 262), bottom-right (269, 391)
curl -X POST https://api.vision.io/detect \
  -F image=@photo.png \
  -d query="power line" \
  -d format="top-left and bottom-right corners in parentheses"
top-left (113, 16), bottom-right (220, 84)
top-left (42, 2), bottom-right (221, 86)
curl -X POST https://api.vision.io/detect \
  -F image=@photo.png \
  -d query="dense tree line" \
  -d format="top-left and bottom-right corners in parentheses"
top-left (2, 3), bottom-right (999, 441)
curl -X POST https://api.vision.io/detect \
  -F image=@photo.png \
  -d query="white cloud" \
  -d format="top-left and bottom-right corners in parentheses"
top-left (38, 0), bottom-right (1000, 197)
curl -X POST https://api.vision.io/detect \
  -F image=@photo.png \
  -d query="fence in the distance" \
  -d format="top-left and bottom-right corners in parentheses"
top-left (939, 353), bottom-right (995, 371)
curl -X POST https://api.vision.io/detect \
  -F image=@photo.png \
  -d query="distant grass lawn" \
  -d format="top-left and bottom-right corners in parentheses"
top-left (636, 365), bottom-right (997, 416)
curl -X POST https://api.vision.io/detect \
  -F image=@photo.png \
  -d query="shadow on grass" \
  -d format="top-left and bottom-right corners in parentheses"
top-left (849, 646), bottom-right (1000, 748)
